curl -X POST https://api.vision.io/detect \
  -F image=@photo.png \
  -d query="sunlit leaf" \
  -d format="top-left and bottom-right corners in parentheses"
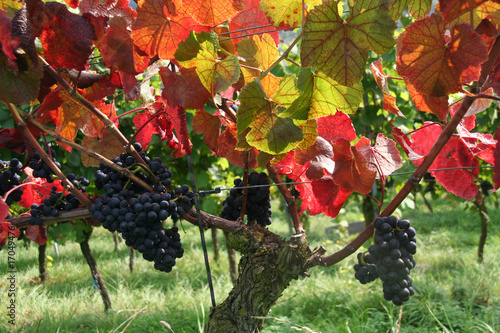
top-left (397, 13), bottom-right (488, 97)
top-left (260, 0), bottom-right (321, 30)
top-left (237, 76), bottom-right (304, 154)
top-left (132, 0), bottom-right (209, 60)
top-left (100, 16), bottom-right (149, 75)
top-left (176, 31), bottom-right (241, 95)
top-left (301, 0), bottom-right (396, 86)
top-left (182, 0), bottom-right (244, 26)
top-left (228, 0), bottom-right (280, 46)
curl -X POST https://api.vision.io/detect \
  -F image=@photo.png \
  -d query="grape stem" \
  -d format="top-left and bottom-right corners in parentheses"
top-left (8, 103), bottom-right (93, 208)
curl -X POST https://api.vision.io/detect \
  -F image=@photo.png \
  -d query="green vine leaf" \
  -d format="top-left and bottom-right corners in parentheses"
top-left (237, 76), bottom-right (304, 155)
top-left (301, 0), bottom-right (396, 87)
top-left (176, 31), bottom-right (240, 95)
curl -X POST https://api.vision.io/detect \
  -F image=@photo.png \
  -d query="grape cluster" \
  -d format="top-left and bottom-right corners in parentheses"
top-left (354, 216), bottom-right (417, 306)
top-left (90, 143), bottom-right (193, 272)
top-left (29, 187), bottom-right (81, 225)
top-left (29, 149), bottom-right (61, 182)
top-left (95, 142), bottom-right (172, 195)
top-left (0, 158), bottom-right (23, 205)
top-left (220, 172), bottom-right (272, 227)
top-left (90, 191), bottom-right (187, 272)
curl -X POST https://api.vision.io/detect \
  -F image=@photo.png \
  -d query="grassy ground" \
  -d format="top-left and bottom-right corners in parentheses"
top-left (1, 194), bottom-right (499, 333)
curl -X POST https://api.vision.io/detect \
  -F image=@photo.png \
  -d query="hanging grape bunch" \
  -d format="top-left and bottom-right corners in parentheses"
top-left (354, 216), bottom-right (417, 306)
top-left (90, 143), bottom-right (193, 273)
top-left (220, 171), bottom-right (272, 227)
top-left (0, 158), bottom-right (23, 205)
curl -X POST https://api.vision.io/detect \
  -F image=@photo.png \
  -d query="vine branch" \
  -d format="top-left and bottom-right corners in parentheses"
top-left (40, 57), bottom-right (148, 167)
top-left (8, 103), bottom-right (93, 208)
top-left (17, 108), bottom-right (155, 192)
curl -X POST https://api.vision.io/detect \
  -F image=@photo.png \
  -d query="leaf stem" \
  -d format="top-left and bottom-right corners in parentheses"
top-left (260, 31), bottom-right (303, 80)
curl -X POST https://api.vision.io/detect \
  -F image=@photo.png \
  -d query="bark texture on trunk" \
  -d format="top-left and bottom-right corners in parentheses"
top-left (224, 231), bottom-right (238, 285)
top-left (206, 224), bottom-right (310, 332)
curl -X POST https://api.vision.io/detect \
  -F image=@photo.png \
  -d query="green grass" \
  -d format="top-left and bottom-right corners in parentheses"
top-left (1, 195), bottom-right (499, 333)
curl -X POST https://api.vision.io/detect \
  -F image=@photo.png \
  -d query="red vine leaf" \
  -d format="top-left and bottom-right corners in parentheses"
top-left (356, 134), bottom-right (403, 180)
top-left (301, 0), bottom-right (396, 86)
top-left (132, 0), bottom-right (209, 60)
top-left (26, 225), bottom-right (47, 245)
top-left (0, 128), bottom-right (33, 154)
top-left (0, 220), bottom-right (21, 248)
top-left (182, 0), bottom-right (244, 26)
top-left (19, 168), bottom-right (64, 207)
top-left (294, 136), bottom-right (334, 180)
top-left (410, 122), bottom-right (480, 199)
top-left (370, 58), bottom-right (405, 117)
top-left (40, 2), bottom-right (96, 70)
top-left (0, 9), bottom-right (20, 70)
top-left (132, 100), bottom-right (175, 150)
top-left (331, 138), bottom-right (377, 194)
top-left (317, 112), bottom-right (356, 143)
top-left (79, 0), bottom-right (137, 25)
top-left (407, 83), bottom-right (449, 120)
top-left (274, 151), bottom-right (351, 218)
top-left (37, 87), bottom-right (114, 151)
top-left (397, 14), bottom-right (488, 97)
top-left (391, 125), bottom-right (424, 161)
top-left (228, 0), bottom-right (280, 46)
top-left (192, 110), bottom-right (221, 153)
top-left (310, 178), bottom-right (352, 218)
top-left (100, 16), bottom-right (149, 75)
top-left (159, 66), bottom-right (211, 110)
top-left (432, 137), bottom-right (479, 200)
top-left (438, 0), bottom-right (489, 23)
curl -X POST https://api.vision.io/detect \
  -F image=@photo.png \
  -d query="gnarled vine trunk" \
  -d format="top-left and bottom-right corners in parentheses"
top-left (206, 224), bottom-right (311, 332)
